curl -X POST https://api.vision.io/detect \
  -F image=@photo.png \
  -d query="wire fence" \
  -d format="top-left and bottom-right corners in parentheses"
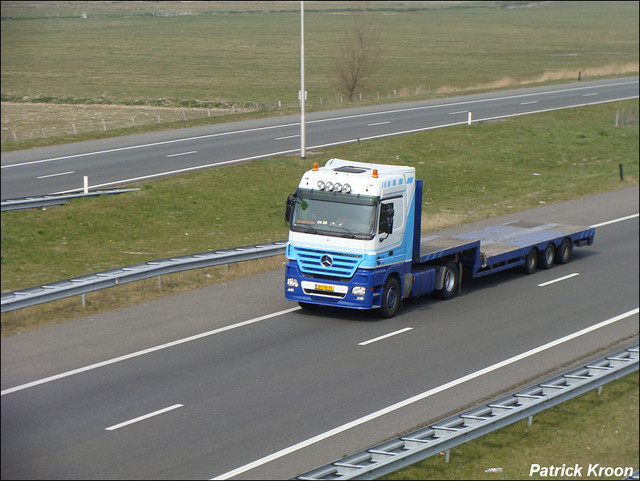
top-left (2, 91), bottom-right (637, 143)
top-left (1, 103), bottom-right (245, 142)
top-left (1, 89), bottom-right (430, 142)
top-left (615, 106), bottom-right (639, 127)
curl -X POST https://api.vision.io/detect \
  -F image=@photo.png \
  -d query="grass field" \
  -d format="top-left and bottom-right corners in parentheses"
top-left (1, 99), bottom-right (638, 336)
top-left (1, 1), bottom-right (638, 146)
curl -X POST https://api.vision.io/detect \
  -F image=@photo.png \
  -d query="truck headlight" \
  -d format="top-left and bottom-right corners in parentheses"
top-left (287, 278), bottom-right (299, 288)
top-left (351, 286), bottom-right (366, 296)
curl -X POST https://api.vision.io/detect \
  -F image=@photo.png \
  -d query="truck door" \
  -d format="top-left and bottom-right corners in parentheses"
top-left (378, 196), bottom-right (405, 255)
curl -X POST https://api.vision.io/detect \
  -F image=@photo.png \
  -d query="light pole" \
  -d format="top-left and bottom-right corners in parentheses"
top-left (300, 0), bottom-right (306, 159)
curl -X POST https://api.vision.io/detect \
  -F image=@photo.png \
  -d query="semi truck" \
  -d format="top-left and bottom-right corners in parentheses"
top-left (284, 159), bottom-right (595, 318)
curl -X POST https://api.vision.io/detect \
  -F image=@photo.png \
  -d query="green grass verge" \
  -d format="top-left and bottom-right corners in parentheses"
top-left (1, 99), bottom-right (638, 336)
top-left (384, 371), bottom-right (639, 480)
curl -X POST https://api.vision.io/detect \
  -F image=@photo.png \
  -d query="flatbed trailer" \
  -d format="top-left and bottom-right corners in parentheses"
top-left (418, 221), bottom-right (595, 279)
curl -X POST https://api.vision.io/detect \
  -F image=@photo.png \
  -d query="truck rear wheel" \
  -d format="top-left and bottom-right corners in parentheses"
top-left (539, 243), bottom-right (555, 269)
top-left (378, 277), bottom-right (401, 318)
top-left (521, 247), bottom-right (538, 274)
top-left (556, 238), bottom-right (573, 264)
top-left (435, 262), bottom-right (459, 300)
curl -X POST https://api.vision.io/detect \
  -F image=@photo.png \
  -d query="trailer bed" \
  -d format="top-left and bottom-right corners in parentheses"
top-left (418, 220), bottom-right (595, 277)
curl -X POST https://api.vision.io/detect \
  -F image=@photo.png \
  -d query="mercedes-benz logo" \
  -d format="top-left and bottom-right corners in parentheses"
top-left (320, 254), bottom-right (333, 268)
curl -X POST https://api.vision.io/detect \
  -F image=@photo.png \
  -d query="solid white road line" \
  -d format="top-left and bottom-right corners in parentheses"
top-left (36, 171), bottom-right (75, 179)
top-left (274, 134), bottom-right (300, 140)
top-left (538, 273), bottom-right (580, 287)
top-left (105, 404), bottom-right (183, 431)
top-left (0, 307), bottom-right (301, 396)
top-left (166, 151), bottom-right (197, 157)
top-left (211, 308), bottom-right (639, 480)
top-left (591, 213), bottom-right (639, 229)
top-left (358, 327), bottom-right (413, 346)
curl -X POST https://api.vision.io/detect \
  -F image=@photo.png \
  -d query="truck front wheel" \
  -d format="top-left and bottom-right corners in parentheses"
top-left (378, 277), bottom-right (401, 318)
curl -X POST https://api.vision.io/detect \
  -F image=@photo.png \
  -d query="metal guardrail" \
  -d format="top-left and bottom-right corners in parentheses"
top-left (624, 469), bottom-right (639, 481)
top-left (293, 344), bottom-right (639, 480)
top-left (1, 189), bottom-right (141, 211)
top-left (1, 241), bottom-right (287, 312)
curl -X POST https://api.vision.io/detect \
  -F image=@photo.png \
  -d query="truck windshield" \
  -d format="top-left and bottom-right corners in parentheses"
top-left (290, 188), bottom-right (378, 240)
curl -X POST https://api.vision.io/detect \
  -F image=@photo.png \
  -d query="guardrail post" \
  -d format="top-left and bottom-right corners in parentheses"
top-left (158, 275), bottom-right (162, 289)
top-left (445, 449), bottom-right (450, 463)
top-left (528, 415), bottom-right (533, 427)
top-left (82, 293), bottom-right (86, 309)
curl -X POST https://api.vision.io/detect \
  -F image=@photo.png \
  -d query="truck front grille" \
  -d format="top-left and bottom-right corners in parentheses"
top-left (295, 247), bottom-right (363, 278)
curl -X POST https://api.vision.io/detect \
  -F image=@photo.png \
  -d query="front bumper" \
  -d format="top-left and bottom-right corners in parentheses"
top-left (284, 261), bottom-right (381, 310)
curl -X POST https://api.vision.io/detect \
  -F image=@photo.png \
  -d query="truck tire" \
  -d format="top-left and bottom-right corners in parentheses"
top-left (298, 302), bottom-right (317, 311)
top-left (539, 243), bottom-right (555, 269)
top-left (556, 238), bottom-right (573, 264)
top-left (521, 247), bottom-right (538, 274)
top-left (435, 261), bottom-right (459, 300)
top-left (378, 277), bottom-right (401, 318)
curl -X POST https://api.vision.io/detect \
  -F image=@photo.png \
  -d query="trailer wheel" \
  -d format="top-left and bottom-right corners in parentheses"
top-left (539, 243), bottom-right (555, 269)
top-left (521, 247), bottom-right (538, 274)
top-left (556, 238), bottom-right (573, 264)
top-left (436, 262), bottom-right (459, 300)
top-left (378, 277), bottom-right (401, 318)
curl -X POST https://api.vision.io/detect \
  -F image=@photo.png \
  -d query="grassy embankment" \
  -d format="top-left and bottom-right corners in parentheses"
top-left (383, 371), bottom-right (639, 480)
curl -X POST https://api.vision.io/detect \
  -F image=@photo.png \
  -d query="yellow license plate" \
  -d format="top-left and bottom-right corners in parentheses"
top-left (316, 284), bottom-right (334, 292)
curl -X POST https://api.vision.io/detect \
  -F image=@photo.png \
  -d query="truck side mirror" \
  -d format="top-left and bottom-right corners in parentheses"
top-left (379, 203), bottom-right (394, 235)
top-left (285, 193), bottom-right (297, 224)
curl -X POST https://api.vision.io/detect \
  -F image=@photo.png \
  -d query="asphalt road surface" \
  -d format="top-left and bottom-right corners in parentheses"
top-left (1, 76), bottom-right (638, 200)
top-left (2, 186), bottom-right (638, 480)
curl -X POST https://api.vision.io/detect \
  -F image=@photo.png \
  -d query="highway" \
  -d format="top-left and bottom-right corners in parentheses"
top-left (1, 76), bottom-right (638, 200)
top-left (1, 186), bottom-right (638, 480)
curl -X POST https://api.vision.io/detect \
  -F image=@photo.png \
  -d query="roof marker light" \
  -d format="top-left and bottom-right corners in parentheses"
top-left (312, 162), bottom-right (319, 171)
top-left (372, 169), bottom-right (378, 178)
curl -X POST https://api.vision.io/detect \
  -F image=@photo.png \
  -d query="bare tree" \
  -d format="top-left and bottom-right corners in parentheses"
top-left (335, 3), bottom-right (381, 101)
